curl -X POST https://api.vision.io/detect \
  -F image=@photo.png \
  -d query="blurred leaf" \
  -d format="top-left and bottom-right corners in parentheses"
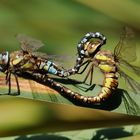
top-left (77, 0), bottom-right (140, 30)
top-left (118, 135), bottom-right (140, 140)
top-left (0, 96), bottom-right (139, 137)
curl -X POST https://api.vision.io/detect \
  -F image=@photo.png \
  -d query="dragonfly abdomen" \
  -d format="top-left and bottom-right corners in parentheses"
top-left (38, 60), bottom-right (67, 77)
top-left (33, 73), bottom-right (118, 105)
top-left (93, 51), bottom-right (119, 101)
top-left (99, 73), bottom-right (118, 99)
top-left (33, 73), bottom-right (116, 105)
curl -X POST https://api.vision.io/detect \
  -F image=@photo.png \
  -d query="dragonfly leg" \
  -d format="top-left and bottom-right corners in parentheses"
top-left (5, 69), bottom-right (20, 95)
top-left (77, 60), bottom-right (90, 74)
top-left (66, 59), bottom-right (90, 76)
top-left (90, 64), bottom-right (94, 85)
top-left (5, 71), bottom-right (11, 95)
top-left (82, 64), bottom-right (94, 85)
top-left (14, 73), bottom-right (20, 95)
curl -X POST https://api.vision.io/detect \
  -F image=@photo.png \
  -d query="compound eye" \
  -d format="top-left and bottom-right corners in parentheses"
top-left (2, 55), bottom-right (6, 63)
top-left (87, 41), bottom-right (101, 54)
top-left (2, 53), bottom-right (6, 59)
top-left (87, 45), bottom-right (96, 54)
top-left (1, 52), bottom-right (8, 64)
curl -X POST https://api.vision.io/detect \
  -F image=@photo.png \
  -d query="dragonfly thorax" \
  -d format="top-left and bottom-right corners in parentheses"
top-left (0, 51), bottom-right (9, 71)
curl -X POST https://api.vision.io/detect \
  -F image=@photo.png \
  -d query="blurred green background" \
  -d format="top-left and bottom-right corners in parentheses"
top-left (0, 0), bottom-right (140, 139)
top-left (0, 0), bottom-right (140, 66)
top-left (0, 0), bottom-right (139, 54)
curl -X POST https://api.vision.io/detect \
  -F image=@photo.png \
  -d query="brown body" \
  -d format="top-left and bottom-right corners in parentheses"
top-left (9, 51), bottom-right (65, 76)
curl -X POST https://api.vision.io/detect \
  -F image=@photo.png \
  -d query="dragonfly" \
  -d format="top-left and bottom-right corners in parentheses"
top-left (0, 34), bottom-right (69, 95)
top-left (59, 26), bottom-right (140, 105)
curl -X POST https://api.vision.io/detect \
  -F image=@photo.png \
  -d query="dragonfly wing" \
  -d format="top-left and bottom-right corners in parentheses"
top-left (16, 34), bottom-right (45, 52)
top-left (119, 59), bottom-right (140, 76)
top-left (47, 55), bottom-right (73, 62)
top-left (114, 26), bottom-right (137, 62)
top-left (32, 53), bottom-right (73, 67)
top-left (118, 68), bottom-right (140, 94)
top-left (32, 52), bottom-right (48, 59)
top-left (46, 54), bottom-right (74, 67)
top-left (122, 90), bottom-right (140, 115)
top-left (115, 27), bottom-right (140, 94)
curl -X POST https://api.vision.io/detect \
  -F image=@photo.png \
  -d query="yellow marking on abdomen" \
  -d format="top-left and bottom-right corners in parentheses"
top-left (100, 87), bottom-right (112, 98)
top-left (96, 55), bottom-right (112, 61)
top-left (104, 78), bottom-right (118, 89)
top-left (39, 62), bottom-right (49, 70)
top-left (99, 64), bottom-right (115, 72)
top-left (104, 77), bottom-right (118, 89)
top-left (43, 65), bottom-right (49, 71)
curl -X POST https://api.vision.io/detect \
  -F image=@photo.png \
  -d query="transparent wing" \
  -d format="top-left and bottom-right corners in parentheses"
top-left (32, 53), bottom-right (73, 67)
top-left (118, 69), bottom-right (140, 94)
top-left (32, 52), bottom-right (48, 59)
top-left (114, 27), bottom-right (140, 94)
top-left (48, 54), bottom-right (74, 67)
top-left (47, 54), bottom-right (73, 63)
top-left (122, 90), bottom-right (140, 115)
top-left (114, 26), bottom-right (136, 62)
top-left (16, 34), bottom-right (45, 52)
top-left (120, 59), bottom-right (140, 77)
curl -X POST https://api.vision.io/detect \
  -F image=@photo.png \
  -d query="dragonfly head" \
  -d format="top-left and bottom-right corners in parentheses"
top-left (0, 51), bottom-right (9, 71)
top-left (78, 32), bottom-right (106, 58)
top-left (83, 39), bottom-right (103, 57)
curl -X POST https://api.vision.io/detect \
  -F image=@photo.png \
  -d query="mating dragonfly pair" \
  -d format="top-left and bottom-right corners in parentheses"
top-left (0, 27), bottom-right (140, 105)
